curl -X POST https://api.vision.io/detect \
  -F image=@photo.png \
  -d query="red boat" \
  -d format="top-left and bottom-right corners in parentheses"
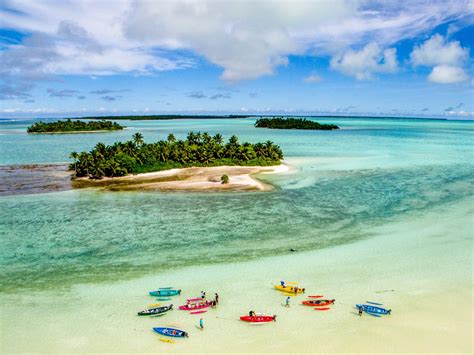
top-left (178, 300), bottom-right (212, 311)
top-left (240, 315), bottom-right (276, 323)
top-left (302, 299), bottom-right (335, 307)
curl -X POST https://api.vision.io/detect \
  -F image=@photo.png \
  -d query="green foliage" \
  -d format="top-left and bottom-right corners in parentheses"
top-left (71, 115), bottom-right (251, 121)
top-left (221, 174), bottom-right (229, 184)
top-left (255, 117), bottom-right (339, 130)
top-left (70, 132), bottom-right (284, 179)
top-left (27, 119), bottom-right (124, 133)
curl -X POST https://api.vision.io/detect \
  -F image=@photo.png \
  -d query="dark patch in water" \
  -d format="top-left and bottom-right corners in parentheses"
top-left (0, 164), bottom-right (72, 196)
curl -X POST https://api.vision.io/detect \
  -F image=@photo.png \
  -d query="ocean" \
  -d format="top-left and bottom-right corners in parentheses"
top-left (1, 117), bottom-right (473, 294)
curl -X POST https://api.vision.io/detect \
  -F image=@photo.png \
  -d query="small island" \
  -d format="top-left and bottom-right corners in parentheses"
top-left (74, 114), bottom-right (251, 121)
top-left (70, 132), bottom-right (283, 179)
top-left (255, 117), bottom-right (339, 130)
top-left (27, 119), bottom-right (125, 133)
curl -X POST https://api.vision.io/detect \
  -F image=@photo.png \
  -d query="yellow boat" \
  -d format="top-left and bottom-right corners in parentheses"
top-left (274, 285), bottom-right (305, 293)
top-left (159, 338), bottom-right (175, 344)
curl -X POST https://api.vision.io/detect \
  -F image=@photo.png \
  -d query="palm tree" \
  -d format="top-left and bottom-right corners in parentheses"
top-left (187, 132), bottom-right (197, 144)
top-left (213, 133), bottom-right (223, 145)
top-left (167, 133), bottom-right (176, 143)
top-left (69, 151), bottom-right (78, 175)
top-left (133, 132), bottom-right (144, 146)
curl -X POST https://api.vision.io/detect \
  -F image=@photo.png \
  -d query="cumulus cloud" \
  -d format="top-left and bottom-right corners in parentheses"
top-left (429, 65), bottom-right (469, 84)
top-left (411, 34), bottom-right (469, 67)
top-left (0, 0), bottom-right (472, 86)
top-left (330, 43), bottom-right (398, 80)
top-left (303, 73), bottom-right (322, 83)
top-left (411, 34), bottom-right (470, 84)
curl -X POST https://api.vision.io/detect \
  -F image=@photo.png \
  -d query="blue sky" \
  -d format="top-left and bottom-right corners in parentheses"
top-left (0, 0), bottom-right (473, 118)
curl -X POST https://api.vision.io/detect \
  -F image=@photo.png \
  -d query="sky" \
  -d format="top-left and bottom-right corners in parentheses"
top-left (0, 0), bottom-right (473, 119)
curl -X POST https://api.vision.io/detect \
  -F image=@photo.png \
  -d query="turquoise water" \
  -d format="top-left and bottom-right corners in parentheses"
top-left (1, 117), bottom-right (473, 292)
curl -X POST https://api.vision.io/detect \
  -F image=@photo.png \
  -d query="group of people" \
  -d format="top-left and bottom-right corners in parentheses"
top-left (200, 291), bottom-right (219, 308)
top-left (201, 291), bottom-right (219, 308)
top-left (197, 291), bottom-right (220, 330)
top-left (280, 281), bottom-right (306, 294)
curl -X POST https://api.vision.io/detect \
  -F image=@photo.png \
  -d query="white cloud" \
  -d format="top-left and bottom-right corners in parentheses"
top-left (330, 43), bottom-right (398, 80)
top-left (411, 34), bottom-right (469, 67)
top-left (428, 65), bottom-right (469, 84)
top-left (410, 34), bottom-right (470, 84)
top-left (303, 73), bottom-right (322, 83)
top-left (0, 0), bottom-right (472, 84)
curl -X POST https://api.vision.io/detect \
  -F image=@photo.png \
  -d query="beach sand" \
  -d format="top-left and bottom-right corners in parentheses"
top-left (72, 164), bottom-right (290, 192)
top-left (1, 197), bottom-right (471, 353)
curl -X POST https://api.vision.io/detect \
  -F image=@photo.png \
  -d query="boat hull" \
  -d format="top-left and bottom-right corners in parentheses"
top-left (274, 285), bottom-right (304, 293)
top-left (240, 315), bottom-right (275, 323)
top-left (179, 301), bottom-right (212, 310)
top-left (302, 299), bottom-right (335, 307)
top-left (149, 289), bottom-right (181, 297)
top-left (137, 305), bottom-right (173, 316)
top-left (153, 327), bottom-right (188, 338)
top-left (356, 304), bottom-right (391, 315)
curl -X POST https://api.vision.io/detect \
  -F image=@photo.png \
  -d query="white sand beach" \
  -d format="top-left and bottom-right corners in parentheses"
top-left (1, 197), bottom-right (471, 354)
top-left (73, 164), bottom-right (290, 192)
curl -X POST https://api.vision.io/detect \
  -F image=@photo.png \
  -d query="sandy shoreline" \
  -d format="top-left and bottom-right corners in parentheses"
top-left (1, 197), bottom-right (471, 353)
top-left (72, 164), bottom-right (290, 192)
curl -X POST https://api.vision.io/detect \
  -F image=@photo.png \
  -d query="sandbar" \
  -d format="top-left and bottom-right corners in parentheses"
top-left (72, 164), bottom-right (290, 192)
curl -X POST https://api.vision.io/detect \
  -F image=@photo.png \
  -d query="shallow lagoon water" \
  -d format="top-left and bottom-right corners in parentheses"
top-left (0, 117), bottom-right (473, 294)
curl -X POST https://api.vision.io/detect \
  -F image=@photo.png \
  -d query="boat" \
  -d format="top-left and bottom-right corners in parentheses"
top-left (190, 310), bottom-right (207, 315)
top-left (356, 304), bottom-right (391, 315)
top-left (137, 304), bottom-right (173, 316)
top-left (153, 327), bottom-right (188, 338)
top-left (302, 299), bottom-right (335, 307)
top-left (274, 285), bottom-right (305, 294)
top-left (178, 299), bottom-right (212, 311)
top-left (149, 289), bottom-right (181, 297)
top-left (240, 315), bottom-right (276, 323)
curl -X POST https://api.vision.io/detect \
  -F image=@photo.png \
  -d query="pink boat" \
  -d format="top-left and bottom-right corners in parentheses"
top-left (178, 300), bottom-right (212, 311)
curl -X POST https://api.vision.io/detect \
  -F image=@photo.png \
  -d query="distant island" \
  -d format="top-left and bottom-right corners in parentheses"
top-left (75, 114), bottom-right (252, 121)
top-left (27, 119), bottom-right (125, 133)
top-left (255, 117), bottom-right (339, 130)
top-left (70, 132), bottom-right (283, 179)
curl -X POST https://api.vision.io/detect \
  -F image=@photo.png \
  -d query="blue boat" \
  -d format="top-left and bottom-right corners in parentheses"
top-left (149, 289), bottom-right (181, 297)
top-left (153, 327), bottom-right (188, 338)
top-left (356, 304), bottom-right (391, 315)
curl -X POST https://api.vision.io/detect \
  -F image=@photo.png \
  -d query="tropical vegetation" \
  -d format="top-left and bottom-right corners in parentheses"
top-left (76, 114), bottom-right (251, 120)
top-left (27, 119), bottom-right (124, 133)
top-left (70, 132), bottom-right (283, 179)
top-left (221, 174), bottom-right (229, 184)
top-left (255, 117), bottom-right (339, 130)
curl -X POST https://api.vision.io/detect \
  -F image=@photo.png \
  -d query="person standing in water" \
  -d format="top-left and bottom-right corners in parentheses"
top-left (215, 293), bottom-right (219, 305)
top-left (199, 318), bottom-right (204, 330)
top-left (358, 306), bottom-right (363, 316)
top-left (285, 296), bottom-right (291, 307)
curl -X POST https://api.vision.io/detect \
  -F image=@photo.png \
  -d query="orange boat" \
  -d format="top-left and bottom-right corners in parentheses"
top-left (302, 299), bottom-right (335, 307)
